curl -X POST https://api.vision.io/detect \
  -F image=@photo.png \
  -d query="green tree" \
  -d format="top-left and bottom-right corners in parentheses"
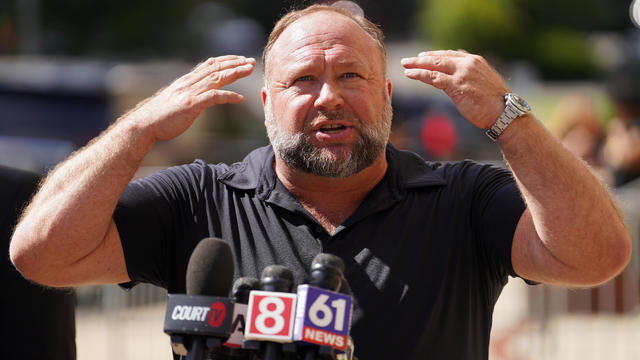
top-left (417, 0), bottom-right (523, 57)
top-left (415, 0), bottom-right (633, 79)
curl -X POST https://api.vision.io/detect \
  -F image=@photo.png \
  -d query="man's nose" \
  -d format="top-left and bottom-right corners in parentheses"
top-left (314, 81), bottom-right (344, 111)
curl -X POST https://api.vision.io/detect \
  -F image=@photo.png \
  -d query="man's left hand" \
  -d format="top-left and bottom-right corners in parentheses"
top-left (401, 50), bottom-right (509, 129)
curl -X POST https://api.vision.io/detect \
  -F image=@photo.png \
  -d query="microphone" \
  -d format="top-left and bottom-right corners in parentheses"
top-left (309, 253), bottom-right (344, 291)
top-left (222, 277), bottom-right (260, 358)
top-left (163, 238), bottom-right (235, 360)
top-left (293, 254), bottom-right (354, 359)
top-left (245, 265), bottom-right (298, 360)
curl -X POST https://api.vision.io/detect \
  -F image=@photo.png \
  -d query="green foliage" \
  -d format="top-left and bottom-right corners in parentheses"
top-left (415, 0), bottom-right (631, 79)
top-left (418, 0), bottom-right (522, 56)
top-left (532, 30), bottom-right (599, 79)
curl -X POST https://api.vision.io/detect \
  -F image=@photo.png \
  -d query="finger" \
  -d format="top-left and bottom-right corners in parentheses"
top-left (403, 68), bottom-right (452, 90)
top-left (172, 56), bottom-right (240, 88)
top-left (205, 57), bottom-right (256, 75)
top-left (192, 55), bottom-right (248, 72)
top-left (197, 89), bottom-right (245, 107)
top-left (189, 57), bottom-right (256, 84)
top-left (185, 56), bottom-right (240, 83)
top-left (198, 61), bottom-right (255, 90)
top-left (417, 49), bottom-right (468, 58)
top-left (401, 55), bottom-right (457, 75)
top-left (188, 56), bottom-right (255, 85)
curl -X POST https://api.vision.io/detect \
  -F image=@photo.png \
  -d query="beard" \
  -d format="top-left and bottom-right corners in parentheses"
top-left (265, 96), bottom-right (392, 179)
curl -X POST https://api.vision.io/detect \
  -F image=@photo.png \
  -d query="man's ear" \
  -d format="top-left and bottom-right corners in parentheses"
top-left (386, 79), bottom-right (392, 98)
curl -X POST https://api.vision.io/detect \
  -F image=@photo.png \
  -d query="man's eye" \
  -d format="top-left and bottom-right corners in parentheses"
top-left (342, 72), bottom-right (360, 79)
top-left (295, 75), bottom-right (313, 82)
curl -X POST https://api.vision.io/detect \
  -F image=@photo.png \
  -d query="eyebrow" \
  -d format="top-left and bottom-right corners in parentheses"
top-left (286, 58), bottom-right (367, 75)
top-left (285, 60), bottom-right (321, 76)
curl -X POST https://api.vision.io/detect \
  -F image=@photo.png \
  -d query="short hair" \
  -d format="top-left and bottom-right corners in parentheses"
top-left (262, 4), bottom-right (387, 81)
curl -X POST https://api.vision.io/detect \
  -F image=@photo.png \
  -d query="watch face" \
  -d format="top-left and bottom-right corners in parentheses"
top-left (508, 93), bottom-right (531, 113)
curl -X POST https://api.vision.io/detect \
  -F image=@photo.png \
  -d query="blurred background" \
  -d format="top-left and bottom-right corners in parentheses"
top-left (1, 0), bottom-right (640, 359)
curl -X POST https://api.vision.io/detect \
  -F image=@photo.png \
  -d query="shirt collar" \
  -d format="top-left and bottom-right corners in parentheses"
top-left (217, 144), bottom-right (447, 206)
top-left (216, 145), bottom-right (273, 191)
top-left (385, 144), bottom-right (448, 190)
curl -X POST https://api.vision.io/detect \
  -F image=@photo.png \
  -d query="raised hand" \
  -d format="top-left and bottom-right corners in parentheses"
top-left (129, 55), bottom-right (256, 142)
top-left (401, 50), bottom-right (509, 129)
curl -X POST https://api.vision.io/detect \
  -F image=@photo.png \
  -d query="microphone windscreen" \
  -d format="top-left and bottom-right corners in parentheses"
top-left (311, 253), bottom-right (345, 273)
top-left (186, 237), bottom-right (234, 296)
top-left (260, 265), bottom-right (294, 292)
top-left (310, 253), bottom-right (345, 291)
top-left (231, 277), bottom-right (260, 304)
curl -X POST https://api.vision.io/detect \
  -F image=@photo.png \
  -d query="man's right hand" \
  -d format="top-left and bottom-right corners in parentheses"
top-left (9, 55), bottom-right (255, 288)
top-left (130, 55), bottom-right (256, 142)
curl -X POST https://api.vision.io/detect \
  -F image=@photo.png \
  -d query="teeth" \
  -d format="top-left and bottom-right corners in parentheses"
top-left (320, 124), bottom-right (344, 130)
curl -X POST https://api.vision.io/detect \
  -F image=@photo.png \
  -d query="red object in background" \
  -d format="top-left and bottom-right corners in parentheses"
top-left (420, 114), bottom-right (457, 158)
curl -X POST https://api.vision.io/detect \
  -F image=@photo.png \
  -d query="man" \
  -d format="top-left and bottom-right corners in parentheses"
top-left (1, 166), bottom-right (76, 360)
top-left (10, 4), bottom-right (630, 359)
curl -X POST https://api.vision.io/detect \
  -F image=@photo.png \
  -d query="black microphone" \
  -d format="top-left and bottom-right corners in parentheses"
top-left (260, 265), bottom-right (295, 292)
top-left (245, 265), bottom-right (298, 360)
top-left (293, 253), bottom-right (354, 359)
top-left (164, 238), bottom-right (235, 360)
top-left (222, 277), bottom-right (260, 358)
top-left (309, 253), bottom-right (345, 291)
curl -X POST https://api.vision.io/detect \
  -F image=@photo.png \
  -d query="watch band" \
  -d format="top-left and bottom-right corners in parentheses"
top-left (485, 93), bottom-right (531, 141)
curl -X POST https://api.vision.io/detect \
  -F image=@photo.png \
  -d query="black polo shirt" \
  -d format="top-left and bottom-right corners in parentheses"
top-left (114, 144), bottom-right (526, 360)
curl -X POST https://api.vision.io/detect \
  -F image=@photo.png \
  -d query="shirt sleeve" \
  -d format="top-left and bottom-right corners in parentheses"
top-left (113, 160), bottom-right (215, 292)
top-left (467, 162), bottom-right (527, 283)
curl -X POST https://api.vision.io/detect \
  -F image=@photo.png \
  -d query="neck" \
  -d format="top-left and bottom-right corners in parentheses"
top-left (274, 153), bottom-right (388, 234)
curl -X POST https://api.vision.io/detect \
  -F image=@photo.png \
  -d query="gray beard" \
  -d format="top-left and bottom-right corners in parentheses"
top-left (265, 99), bottom-right (392, 179)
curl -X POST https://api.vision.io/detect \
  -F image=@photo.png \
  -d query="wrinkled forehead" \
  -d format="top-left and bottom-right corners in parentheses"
top-left (265, 11), bottom-right (385, 79)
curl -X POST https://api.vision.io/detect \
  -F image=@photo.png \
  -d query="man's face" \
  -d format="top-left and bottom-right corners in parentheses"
top-left (262, 11), bottom-right (392, 178)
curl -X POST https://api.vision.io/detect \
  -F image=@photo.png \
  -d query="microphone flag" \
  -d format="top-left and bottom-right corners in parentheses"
top-left (293, 284), bottom-right (353, 351)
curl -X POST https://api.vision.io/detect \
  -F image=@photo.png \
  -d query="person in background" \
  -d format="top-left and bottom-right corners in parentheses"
top-left (603, 59), bottom-right (640, 187)
top-left (550, 93), bottom-right (611, 185)
top-left (1, 165), bottom-right (76, 360)
top-left (602, 59), bottom-right (640, 314)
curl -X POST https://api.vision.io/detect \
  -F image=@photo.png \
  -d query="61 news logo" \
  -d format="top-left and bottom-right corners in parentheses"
top-left (244, 291), bottom-right (297, 342)
top-left (293, 285), bottom-right (353, 351)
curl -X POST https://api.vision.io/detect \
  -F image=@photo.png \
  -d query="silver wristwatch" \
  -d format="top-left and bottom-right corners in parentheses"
top-left (485, 93), bottom-right (531, 141)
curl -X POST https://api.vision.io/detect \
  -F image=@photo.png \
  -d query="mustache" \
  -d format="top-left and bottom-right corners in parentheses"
top-left (312, 110), bottom-right (359, 122)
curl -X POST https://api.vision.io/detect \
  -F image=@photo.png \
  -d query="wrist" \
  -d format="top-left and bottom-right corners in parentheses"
top-left (496, 113), bottom-right (535, 144)
top-left (486, 93), bottom-right (532, 141)
top-left (111, 113), bottom-right (157, 153)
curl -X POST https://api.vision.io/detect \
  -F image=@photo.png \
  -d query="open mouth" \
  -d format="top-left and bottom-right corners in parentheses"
top-left (319, 124), bottom-right (347, 134)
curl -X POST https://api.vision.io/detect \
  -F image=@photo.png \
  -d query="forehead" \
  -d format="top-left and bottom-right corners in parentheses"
top-left (268, 11), bottom-right (382, 75)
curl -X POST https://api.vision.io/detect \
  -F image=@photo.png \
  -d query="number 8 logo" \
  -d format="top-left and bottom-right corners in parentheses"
top-left (245, 291), bottom-right (297, 341)
top-left (255, 296), bottom-right (285, 335)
